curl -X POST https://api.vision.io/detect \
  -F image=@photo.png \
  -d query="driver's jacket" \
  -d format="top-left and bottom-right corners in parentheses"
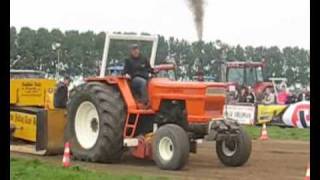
top-left (123, 56), bottom-right (153, 79)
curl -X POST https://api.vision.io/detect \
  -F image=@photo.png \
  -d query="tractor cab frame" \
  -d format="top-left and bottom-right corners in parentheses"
top-left (222, 61), bottom-right (265, 87)
top-left (99, 34), bottom-right (158, 77)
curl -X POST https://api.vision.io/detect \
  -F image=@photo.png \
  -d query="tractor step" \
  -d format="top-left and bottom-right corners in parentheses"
top-left (123, 138), bottom-right (139, 147)
top-left (129, 109), bottom-right (154, 114)
top-left (126, 125), bottom-right (136, 128)
top-left (124, 108), bottom-right (155, 138)
top-left (124, 113), bottom-right (140, 138)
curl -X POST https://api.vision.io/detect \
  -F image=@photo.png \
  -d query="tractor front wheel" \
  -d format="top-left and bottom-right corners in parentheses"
top-left (65, 82), bottom-right (126, 163)
top-left (216, 127), bottom-right (252, 167)
top-left (152, 124), bottom-right (190, 170)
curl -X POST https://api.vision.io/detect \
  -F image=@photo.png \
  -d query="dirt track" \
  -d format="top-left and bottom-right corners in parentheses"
top-left (11, 140), bottom-right (309, 180)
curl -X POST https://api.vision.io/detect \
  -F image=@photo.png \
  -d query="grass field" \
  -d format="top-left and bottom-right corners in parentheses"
top-left (10, 158), bottom-right (168, 180)
top-left (244, 125), bottom-right (309, 141)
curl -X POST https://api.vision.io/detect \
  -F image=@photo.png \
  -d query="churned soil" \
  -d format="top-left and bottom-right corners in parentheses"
top-left (11, 139), bottom-right (309, 180)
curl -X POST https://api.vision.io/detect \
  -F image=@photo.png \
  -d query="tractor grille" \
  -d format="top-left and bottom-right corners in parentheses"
top-left (206, 88), bottom-right (226, 96)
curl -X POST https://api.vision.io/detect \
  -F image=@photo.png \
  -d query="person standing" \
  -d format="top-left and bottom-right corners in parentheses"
top-left (54, 76), bottom-right (71, 108)
top-left (277, 86), bottom-right (289, 104)
top-left (262, 87), bottom-right (276, 105)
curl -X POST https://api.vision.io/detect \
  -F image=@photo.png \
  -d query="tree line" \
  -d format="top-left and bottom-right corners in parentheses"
top-left (10, 27), bottom-right (309, 86)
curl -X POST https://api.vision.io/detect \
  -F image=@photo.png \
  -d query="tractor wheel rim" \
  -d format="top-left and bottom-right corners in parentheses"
top-left (159, 137), bottom-right (174, 161)
top-left (222, 140), bottom-right (237, 156)
top-left (75, 101), bottom-right (100, 149)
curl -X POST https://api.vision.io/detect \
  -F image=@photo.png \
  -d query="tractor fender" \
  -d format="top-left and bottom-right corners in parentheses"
top-left (85, 76), bottom-right (137, 110)
top-left (85, 76), bottom-right (119, 84)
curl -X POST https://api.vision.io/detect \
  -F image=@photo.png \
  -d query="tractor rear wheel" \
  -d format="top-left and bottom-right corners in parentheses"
top-left (65, 82), bottom-right (126, 163)
top-left (152, 124), bottom-right (190, 170)
top-left (216, 127), bottom-right (252, 166)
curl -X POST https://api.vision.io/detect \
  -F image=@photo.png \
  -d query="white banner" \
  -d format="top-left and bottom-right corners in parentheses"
top-left (282, 101), bottom-right (310, 128)
top-left (223, 104), bottom-right (255, 125)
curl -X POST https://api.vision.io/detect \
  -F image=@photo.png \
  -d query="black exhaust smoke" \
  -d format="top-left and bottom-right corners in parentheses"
top-left (186, 0), bottom-right (205, 41)
top-left (185, 0), bottom-right (206, 81)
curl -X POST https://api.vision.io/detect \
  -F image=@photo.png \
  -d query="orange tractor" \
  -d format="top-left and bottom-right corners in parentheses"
top-left (65, 34), bottom-right (251, 170)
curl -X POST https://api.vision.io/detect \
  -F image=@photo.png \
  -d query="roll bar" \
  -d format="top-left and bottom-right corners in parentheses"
top-left (99, 33), bottom-right (159, 77)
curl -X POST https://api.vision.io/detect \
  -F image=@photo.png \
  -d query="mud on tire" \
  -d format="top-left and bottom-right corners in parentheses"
top-left (65, 82), bottom-right (126, 163)
top-left (152, 124), bottom-right (190, 170)
top-left (216, 127), bottom-right (252, 167)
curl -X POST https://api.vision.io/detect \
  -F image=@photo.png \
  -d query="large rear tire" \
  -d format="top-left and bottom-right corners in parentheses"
top-left (216, 127), bottom-right (252, 166)
top-left (152, 124), bottom-right (190, 170)
top-left (65, 82), bottom-right (126, 163)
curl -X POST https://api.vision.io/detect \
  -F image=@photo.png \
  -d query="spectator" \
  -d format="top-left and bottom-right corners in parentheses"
top-left (305, 90), bottom-right (310, 100)
top-left (54, 76), bottom-right (71, 108)
top-left (262, 87), bottom-right (275, 105)
top-left (286, 91), bottom-right (298, 104)
top-left (297, 87), bottom-right (309, 101)
top-left (277, 86), bottom-right (289, 104)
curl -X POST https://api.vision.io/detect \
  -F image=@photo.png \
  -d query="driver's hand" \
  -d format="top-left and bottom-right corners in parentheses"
top-left (124, 74), bottom-right (131, 79)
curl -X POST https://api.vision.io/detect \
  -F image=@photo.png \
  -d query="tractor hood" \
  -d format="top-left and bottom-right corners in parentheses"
top-left (148, 78), bottom-right (227, 99)
top-left (148, 78), bottom-right (227, 122)
top-left (149, 78), bottom-right (227, 89)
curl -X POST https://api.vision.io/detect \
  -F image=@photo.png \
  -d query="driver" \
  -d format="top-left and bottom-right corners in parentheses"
top-left (123, 44), bottom-right (153, 108)
top-left (246, 86), bottom-right (256, 103)
top-left (238, 86), bottom-right (248, 103)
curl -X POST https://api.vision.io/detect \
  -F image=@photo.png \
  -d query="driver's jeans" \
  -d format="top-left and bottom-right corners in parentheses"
top-left (131, 76), bottom-right (148, 104)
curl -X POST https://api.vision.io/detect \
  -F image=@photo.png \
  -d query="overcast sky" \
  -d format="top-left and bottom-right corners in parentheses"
top-left (10, 0), bottom-right (309, 49)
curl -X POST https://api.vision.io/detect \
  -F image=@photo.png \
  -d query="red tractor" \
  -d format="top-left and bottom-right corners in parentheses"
top-left (65, 34), bottom-right (251, 170)
top-left (215, 60), bottom-right (273, 101)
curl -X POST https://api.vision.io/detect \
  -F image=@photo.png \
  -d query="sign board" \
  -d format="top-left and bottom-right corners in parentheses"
top-left (223, 104), bottom-right (255, 125)
top-left (10, 111), bottom-right (37, 141)
top-left (256, 104), bottom-right (287, 124)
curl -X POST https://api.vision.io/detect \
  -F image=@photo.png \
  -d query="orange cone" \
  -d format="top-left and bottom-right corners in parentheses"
top-left (304, 163), bottom-right (310, 180)
top-left (62, 142), bottom-right (71, 167)
top-left (259, 123), bottom-right (269, 140)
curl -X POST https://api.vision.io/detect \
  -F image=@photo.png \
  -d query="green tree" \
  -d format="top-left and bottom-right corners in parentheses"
top-left (10, 26), bottom-right (310, 87)
top-left (15, 27), bottom-right (37, 69)
top-left (10, 27), bottom-right (18, 66)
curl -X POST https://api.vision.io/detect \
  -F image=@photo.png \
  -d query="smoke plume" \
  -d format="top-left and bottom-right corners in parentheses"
top-left (186, 0), bottom-right (205, 41)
